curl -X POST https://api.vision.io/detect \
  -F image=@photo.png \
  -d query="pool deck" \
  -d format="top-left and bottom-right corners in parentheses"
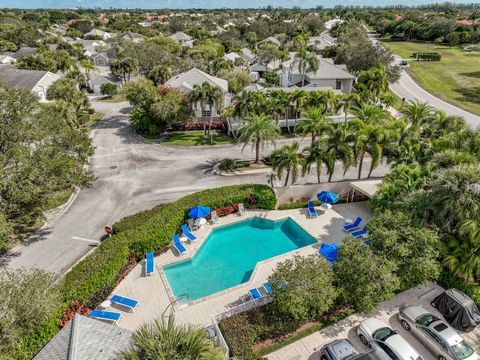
top-left (107, 202), bottom-right (372, 331)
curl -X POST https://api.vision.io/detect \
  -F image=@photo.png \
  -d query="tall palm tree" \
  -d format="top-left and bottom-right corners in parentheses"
top-left (295, 107), bottom-right (332, 146)
top-left (190, 82), bottom-right (225, 144)
top-left (302, 140), bottom-right (333, 184)
top-left (114, 315), bottom-right (224, 360)
top-left (266, 90), bottom-right (287, 125)
top-left (326, 122), bottom-right (355, 181)
top-left (237, 114), bottom-right (281, 163)
top-left (82, 59), bottom-right (97, 83)
top-left (401, 101), bottom-right (434, 127)
top-left (351, 102), bottom-right (387, 125)
top-left (289, 89), bottom-right (307, 129)
top-left (271, 142), bottom-right (301, 186)
top-left (296, 48), bottom-right (319, 87)
top-left (353, 124), bottom-right (389, 179)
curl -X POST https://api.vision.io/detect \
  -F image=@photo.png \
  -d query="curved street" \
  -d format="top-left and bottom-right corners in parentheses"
top-left (5, 102), bottom-right (388, 273)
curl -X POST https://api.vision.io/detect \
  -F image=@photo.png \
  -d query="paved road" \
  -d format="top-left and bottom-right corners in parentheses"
top-left (365, 29), bottom-right (480, 128)
top-left (5, 103), bottom-right (388, 273)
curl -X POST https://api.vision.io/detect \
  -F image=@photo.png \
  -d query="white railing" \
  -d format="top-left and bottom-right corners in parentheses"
top-left (212, 296), bottom-right (272, 358)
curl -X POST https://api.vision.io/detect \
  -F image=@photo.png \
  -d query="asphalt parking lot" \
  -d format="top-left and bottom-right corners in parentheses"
top-left (267, 284), bottom-right (480, 360)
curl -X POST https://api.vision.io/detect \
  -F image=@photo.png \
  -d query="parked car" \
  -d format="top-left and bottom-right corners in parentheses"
top-left (398, 305), bottom-right (479, 360)
top-left (320, 339), bottom-right (390, 360)
top-left (399, 60), bottom-right (408, 66)
top-left (357, 318), bottom-right (424, 360)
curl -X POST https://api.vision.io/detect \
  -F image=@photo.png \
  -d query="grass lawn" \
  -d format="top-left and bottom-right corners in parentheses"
top-left (383, 40), bottom-right (480, 116)
top-left (42, 189), bottom-right (74, 212)
top-left (98, 93), bottom-right (126, 103)
top-left (162, 131), bottom-right (234, 146)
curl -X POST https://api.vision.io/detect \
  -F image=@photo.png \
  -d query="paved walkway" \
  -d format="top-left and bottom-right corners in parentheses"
top-left (107, 203), bottom-right (372, 331)
top-left (267, 284), bottom-right (480, 360)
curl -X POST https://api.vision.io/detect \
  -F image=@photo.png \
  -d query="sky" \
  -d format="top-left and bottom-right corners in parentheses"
top-left (3, 0), bottom-right (479, 9)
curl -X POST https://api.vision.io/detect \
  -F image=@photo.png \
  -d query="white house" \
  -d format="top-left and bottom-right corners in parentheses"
top-left (169, 31), bottom-right (194, 48)
top-left (259, 36), bottom-right (281, 47)
top-left (280, 56), bottom-right (355, 94)
top-left (88, 74), bottom-right (122, 94)
top-left (0, 64), bottom-right (61, 101)
top-left (240, 47), bottom-right (256, 64)
top-left (84, 29), bottom-right (112, 40)
top-left (223, 52), bottom-right (241, 62)
top-left (117, 32), bottom-right (145, 43)
top-left (165, 68), bottom-right (229, 118)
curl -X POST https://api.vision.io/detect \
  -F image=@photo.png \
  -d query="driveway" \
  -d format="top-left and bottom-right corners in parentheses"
top-left (364, 29), bottom-right (480, 128)
top-left (5, 103), bottom-right (389, 273)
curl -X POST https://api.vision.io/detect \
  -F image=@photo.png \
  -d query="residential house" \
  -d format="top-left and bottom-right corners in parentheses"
top-left (0, 64), bottom-right (61, 101)
top-left (169, 31), bottom-right (194, 48)
top-left (84, 29), bottom-right (112, 40)
top-left (280, 56), bottom-right (355, 94)
top-left (259, 36), bottom-right (281, 47)
top-left (165, 67), bottom-right (230, 118)
top-left (240, 47), bottom-right (255, 64)
top-left (4, 46), bottom-right (38, 59)
top-left (117, 32), bottom-right (145, 43)
top-left (90, 48), bottom-right (117, 67)
top-left (223, 52), bottom-right (241, 62)
top-left (88, 73), bottom-right (122, 93)
top-left (33, 315), bottom-right (132, 360)
top-left (307, 33), bottom-right (336, 51)
top-left (74, 39), bottom-right (107, 58)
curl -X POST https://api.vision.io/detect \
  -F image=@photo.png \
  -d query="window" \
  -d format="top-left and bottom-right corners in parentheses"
top-left (202, 109), bottom-right (212, 117)
top-left (373, 327), bottom-right (395, 341)
top-left (416, 314), bottom-right (439, 326)
top-left (421, 328), bottom-right (449, 352)
top-left (335, 80), bottom-right (342, 90)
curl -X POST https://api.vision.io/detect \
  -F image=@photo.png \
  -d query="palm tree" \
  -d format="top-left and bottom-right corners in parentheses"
top-left (302, 140), bottom-right (333, 184)
top-left (237, 114), bottom-right (281, 163)
top-left (401, 101), bottom-right (434, 126)
top-left (296, 48), bottom-right (319, 87)
top-left (295, 107), bottom-right (332, 146)
top-left (190, 82), bottom-right (225, 144)
top-left (289, 89), bottom-right (307, 129)
top-left (114, 315), bottom-right (224, 360)
top-left (326, 122), bottom-right (355, 181)
top-left (82, 59), bottom-right (97, 83)
top-left (351, 102), bottom-right (387, 125)
top-left (353, 124), bottom-right (389, 179)
top-left (271, 142), bottom-right (301, 186)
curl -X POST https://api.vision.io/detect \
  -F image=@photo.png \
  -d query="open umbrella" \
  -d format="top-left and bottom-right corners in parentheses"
top-left (317, 191), bottom-right (338, 204)
top-left (319, 243), bottom-right (339, 263)
top-left (188, 206), bottom-right (211, 219)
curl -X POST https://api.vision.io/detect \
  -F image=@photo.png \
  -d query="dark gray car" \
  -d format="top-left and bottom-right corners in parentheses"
top-left (320, 339), bottom-right (391, 360)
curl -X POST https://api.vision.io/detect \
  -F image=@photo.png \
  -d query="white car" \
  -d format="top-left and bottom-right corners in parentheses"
top-left (357, 317), bottom-right (424, 360)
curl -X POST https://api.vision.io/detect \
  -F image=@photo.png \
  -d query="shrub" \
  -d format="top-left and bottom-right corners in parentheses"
top-left (167, 121), bottom-right (226, 132)
top-left (218, 158), bottom-right (250, 172)
top-left (100, 83), bottom-right (118, 97)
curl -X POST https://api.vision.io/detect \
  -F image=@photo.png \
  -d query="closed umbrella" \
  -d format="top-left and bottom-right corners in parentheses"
top-left (188, 206), bottom-right (211, 219)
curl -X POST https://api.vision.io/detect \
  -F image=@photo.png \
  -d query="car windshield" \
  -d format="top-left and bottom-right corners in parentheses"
top-left (373, 327), bottom-right (395, 341)
top-left (452, 340), bottom-right (474, 360)
top-left (416, 314), bottom-right (439, 327)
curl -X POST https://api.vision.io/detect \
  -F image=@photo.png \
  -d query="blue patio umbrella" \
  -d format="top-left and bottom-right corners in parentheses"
top-left (317, 191), bottom-right (338, 204)
top-left (319, 243), bottom-right (340, 263)
top-left (188, 206), bottom-right (211, 219)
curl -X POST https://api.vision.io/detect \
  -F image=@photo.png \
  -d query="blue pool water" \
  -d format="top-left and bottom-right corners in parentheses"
top-left (163, 217), bottom-right (316, 301)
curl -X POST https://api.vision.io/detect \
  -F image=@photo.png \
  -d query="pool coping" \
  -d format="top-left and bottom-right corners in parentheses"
top-left (158, 214), bottom-right (320, 309)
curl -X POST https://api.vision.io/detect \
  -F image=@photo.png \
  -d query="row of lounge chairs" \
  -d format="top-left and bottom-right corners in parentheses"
top-left (89, 294), bottom-right (139, 325)
top-left (248, 282), bottom-right (272, 301)
top-left (343, 216), bottom-right (367, 238)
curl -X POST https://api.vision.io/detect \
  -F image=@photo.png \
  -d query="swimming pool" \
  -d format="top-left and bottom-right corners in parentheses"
top-left (163, 217), bottom-right (316, 301)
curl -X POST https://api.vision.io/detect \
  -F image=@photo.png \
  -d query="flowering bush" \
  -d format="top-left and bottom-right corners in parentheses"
top-left (167, 121), bottom-right (226, 132)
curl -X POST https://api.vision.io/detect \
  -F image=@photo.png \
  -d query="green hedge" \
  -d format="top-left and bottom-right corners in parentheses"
top-left (23, 184), bottom-right (275, 359)
top-left (278, 198), bottom-right (347, 210)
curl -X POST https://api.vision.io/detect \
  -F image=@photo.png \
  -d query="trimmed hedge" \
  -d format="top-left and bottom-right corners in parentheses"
top-left (23, 184), bottom-right (276, 359)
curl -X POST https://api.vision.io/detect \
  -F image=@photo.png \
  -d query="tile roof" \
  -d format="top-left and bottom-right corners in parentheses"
top-left (34, 315), bottom-right (132, 360)
top-left (165, 67), bottom-right (229, 92)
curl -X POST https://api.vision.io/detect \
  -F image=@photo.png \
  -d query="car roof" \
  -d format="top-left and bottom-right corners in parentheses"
top-left (430, 320), bottom-right (464, 346)
top-left (360, 318), bottom-right (388, 334)
top-left (327, 339), bottom-right (358, 359)
top-left (385, 335), bottom-right (422, 360)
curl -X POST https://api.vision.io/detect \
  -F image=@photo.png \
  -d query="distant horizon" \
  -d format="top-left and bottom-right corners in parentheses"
top-left (2, 0), bottom-right (479, 10)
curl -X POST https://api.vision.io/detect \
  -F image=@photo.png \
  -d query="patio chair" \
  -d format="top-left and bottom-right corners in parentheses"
top-left (343, 217), bottom-right (362, 232)
top-left (181, 224), bottom-right (197, 242)
top-left (89, 310), bottom-right (121, 325)
top-left (110, 295), bottom-right (139, 312)
top-left (248, 288), bottom-right (262, 300)
top-left (238, 203), bottom-right (247, 215)
top-left (211, 210), bottom-right (219, 223)
top-left (262, 283), bottom-right (272, 296)
top-left (172, 234), bottom-right (187, 255)
top-left (145, 252), bottom-right (154, 276)
top-left (351, 227), bottom-right (367, 238)
top-left (307, 201), bottom-right (317, 218)
top-left (187, 218), bottom-right (197, 231)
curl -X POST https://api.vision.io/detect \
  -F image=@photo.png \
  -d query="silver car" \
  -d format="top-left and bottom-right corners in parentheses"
top-left (357, 317), bottom-right (424, 360)
top-left (319, 339), bottom-right (391, 360)
top-left (398, 305), bottom-right (479, 360)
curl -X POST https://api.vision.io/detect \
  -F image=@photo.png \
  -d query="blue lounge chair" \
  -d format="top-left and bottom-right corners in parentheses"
top-left (249, 288), bottom-right (261, 300)
top-left (343, 217), bottom-right (362, 232)
top-left (307, 201), bottom-right (317, 218)
top-left (263, 283), bottom-right (272, 296)
top-left (111, 295), bottom-right (139, 312)
top-left (351, 227), bottom-right (367, 238)
top-left (89, 310), bottom-right (121, 325)
top-left (145, 252), bottom-right (154, 276)
top-left (181, 224), bottom-right (197, 242)
top-left (173, 234), bottom-right (187, 255)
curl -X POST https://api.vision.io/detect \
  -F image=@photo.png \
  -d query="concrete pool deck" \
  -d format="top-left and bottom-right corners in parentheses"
top-left (107, 202), bottom-right (373, 331)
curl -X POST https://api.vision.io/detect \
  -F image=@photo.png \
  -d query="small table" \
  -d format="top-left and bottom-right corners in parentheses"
top-left (195, 218), bottom-right (207, 228)
top-left (99, 300), bottom-right (111, 309)
top-left (179, 235), bottom-right (188, 243)
top-left (344, 218), bottom-right (353, 225)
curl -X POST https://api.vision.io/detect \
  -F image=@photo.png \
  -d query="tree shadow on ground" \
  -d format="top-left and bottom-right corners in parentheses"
top-left (455, 86), bottom-right (480, 106)
top-left (459, 71), bottom-right (480, 78)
